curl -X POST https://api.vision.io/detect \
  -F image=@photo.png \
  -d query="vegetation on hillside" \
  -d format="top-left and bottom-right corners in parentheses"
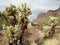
top-left (0, 3), bottom-right (60, 45)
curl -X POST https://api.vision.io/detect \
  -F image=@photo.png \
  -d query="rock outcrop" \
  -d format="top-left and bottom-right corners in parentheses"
top-left (35, 7), bottom-right (60, 21)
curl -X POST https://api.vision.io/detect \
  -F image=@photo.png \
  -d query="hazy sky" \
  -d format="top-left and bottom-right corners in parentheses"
top-left (0, 0), bottom-right (60, 20)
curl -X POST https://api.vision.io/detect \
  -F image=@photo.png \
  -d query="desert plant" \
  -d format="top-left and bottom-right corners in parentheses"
top-left (2, 24), bottom-right (21, 45)
top-left (43, 16), bottom-right (58, 38)
top-left (1, 3), bottom-right (33, 45)
top-left (18, 3), bottom-right (32, 45)
top-left (56, 17), bottom-right (60, 26)
top-left (1, 4), bottom-right (20, 45)
top-left (2, 4), bottom-right (19, 26)
top-left (0, 12), bottom-right (8, 25)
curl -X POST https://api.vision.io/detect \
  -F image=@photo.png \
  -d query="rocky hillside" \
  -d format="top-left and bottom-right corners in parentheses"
top-left (35, 7), bottom-right (60, 22)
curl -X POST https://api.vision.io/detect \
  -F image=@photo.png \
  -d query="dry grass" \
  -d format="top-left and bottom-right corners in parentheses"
top-left (44, 39), bottom-right (58, 45)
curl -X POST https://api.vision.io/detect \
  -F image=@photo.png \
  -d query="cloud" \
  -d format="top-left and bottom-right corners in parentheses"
top-left (0, 0), bottom-right (60, 10)
top-left (0, 0), bottom-right (60, 20)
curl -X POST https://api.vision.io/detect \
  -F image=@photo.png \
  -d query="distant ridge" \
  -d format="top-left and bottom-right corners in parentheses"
top-left (35, 7), bottom-right (60, 21)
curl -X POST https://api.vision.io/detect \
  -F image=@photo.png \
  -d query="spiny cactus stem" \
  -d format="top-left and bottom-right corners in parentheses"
top-left (19, 24), bottom-right (27, 45)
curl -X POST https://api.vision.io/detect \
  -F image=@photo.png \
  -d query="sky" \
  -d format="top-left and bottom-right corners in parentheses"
top-left (0, 0), bottom-right (60, 20)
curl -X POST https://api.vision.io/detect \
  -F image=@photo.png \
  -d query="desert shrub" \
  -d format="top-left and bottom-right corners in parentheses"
top-left (1, 4), bottom-right (19, 26)
top-left (43, 16), bottom-right (58, 38)
top-left (1, 3), bottom-right (37, 45)
top-left (2, 24), bottom-right (21, 45)
top-left (18, 3), bottom-right (32, 45)
top-left (57, 17), bottom-right (60, 26)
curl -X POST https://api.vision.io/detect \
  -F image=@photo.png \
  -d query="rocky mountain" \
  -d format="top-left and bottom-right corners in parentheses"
top-left (35, 7), bottom-right (60, 22)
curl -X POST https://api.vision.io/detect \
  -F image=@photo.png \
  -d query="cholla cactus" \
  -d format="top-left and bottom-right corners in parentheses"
top-left (2, 24), bottom-right (20, 45)
top-left (18, 3), bottom-right (32, 17)
top-left (18, 3), bottom-right (32, 45)
top-left (2, 4), bottom-right (19, 26)
top-left (43, 16), bottom-right (58, 38)
top-left (29, 38), bottom-right (37, 45)
top-left (43, 26), bottom-right (52, 37)
top-left (1, 3), bottom-right (32, 45)
top-left (19, 3), bottom-right (32, 29)
top-left (48, 16), bottom-right (57, 26)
